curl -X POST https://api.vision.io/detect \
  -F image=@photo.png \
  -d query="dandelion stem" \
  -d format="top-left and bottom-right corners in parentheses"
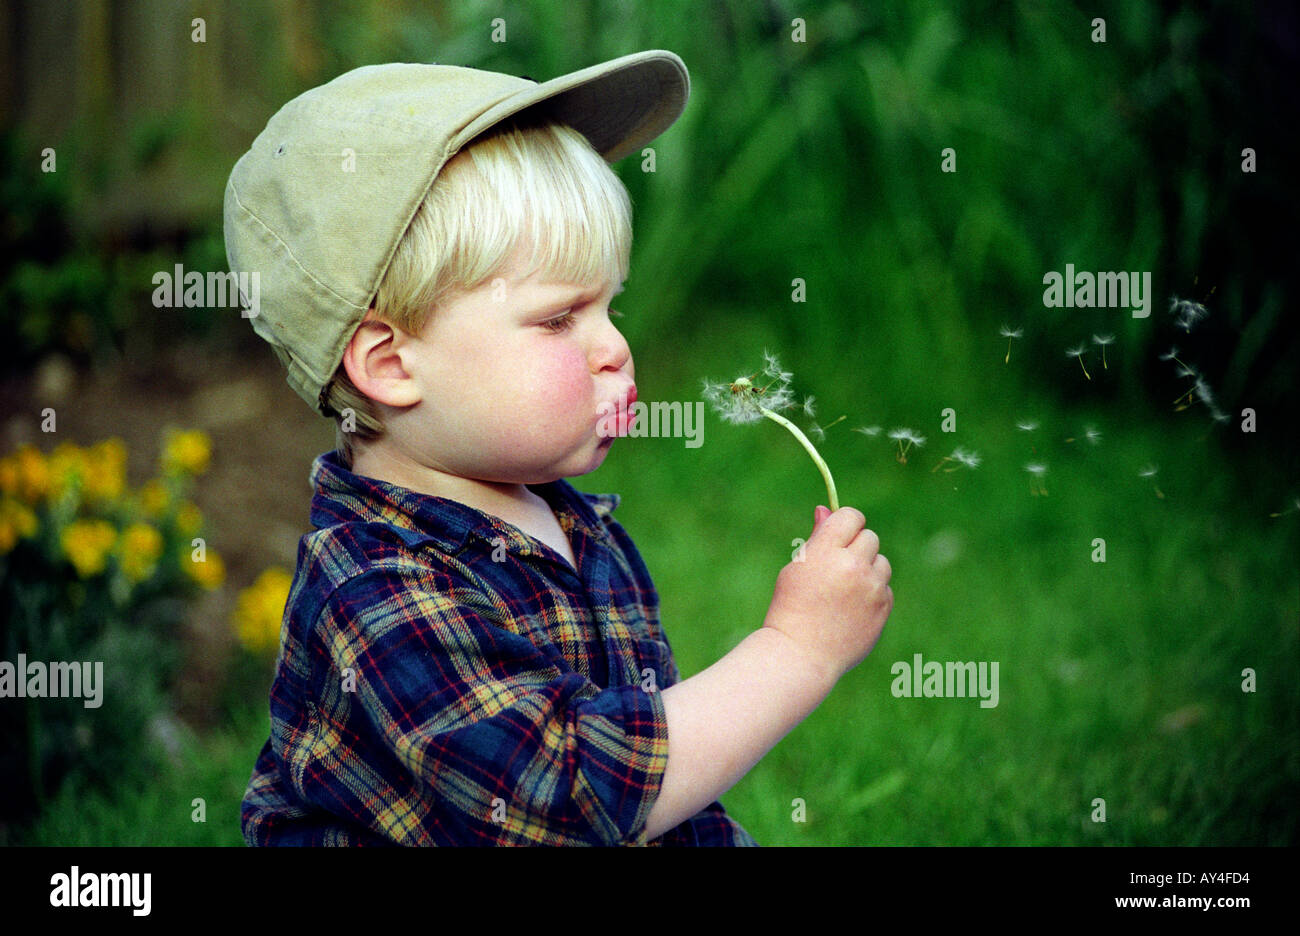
top-left (1005, 338), bottom-right (1013, 364)
top-left (1077, 355), bottom-right (1091, 380)
top-left (760, 407), bottom-right (839, 512)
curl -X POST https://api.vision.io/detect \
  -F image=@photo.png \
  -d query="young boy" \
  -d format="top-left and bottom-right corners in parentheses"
top-left (227, 51), bottom-right (893, 846)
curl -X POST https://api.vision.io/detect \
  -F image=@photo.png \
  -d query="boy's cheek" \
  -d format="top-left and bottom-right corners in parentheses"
top-left (532, 348), bottom-right (594, 405)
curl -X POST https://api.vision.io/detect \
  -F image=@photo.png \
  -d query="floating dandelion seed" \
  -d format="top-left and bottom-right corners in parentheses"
top-left (803, 395), bottom-right (817, 417)
top-left (1174, 375), bottom-right (1216, 412)
top-left (853, 425), bottom-right (882, 437)
top-left (1139, 464), bottom-right (1165, 499)
top-left (762, 348), bottom-right (793, 383)
top-left (1024, 462), bottom-right (1048, 497)
top-left (702, 351), bottom-right (838, 510)
top-left (1092, 333), bottom-right (1114, 369)
top-left (1175, 364), bottom-right (1198, 379)
top-left (1169, 296), bottom-right (1208, 332)
top-left (806, 414), bottom-right (847, 443)
top-left (1066, 344), bottom-right (1091, 380)
top-left (1016, 419), bottom-right (1040, 453)
top-left (999, 325), bottom-right (1024, 363)
top-left (1158, 346), bottom-right (1181, 362)
top-left (1270, 496), bottom-right (1300, 518)
top-left (934, 447), bottom-right (981, 472)
top-left (1066, 423), bottom-right (1103, 445)
top-left (887, 428), bottom-right (925, 464)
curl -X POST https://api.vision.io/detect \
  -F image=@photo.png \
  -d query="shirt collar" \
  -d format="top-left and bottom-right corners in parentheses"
top-left (307, 449), bottom-right (620, 561)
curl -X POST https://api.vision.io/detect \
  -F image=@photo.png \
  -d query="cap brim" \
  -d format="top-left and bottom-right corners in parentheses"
top-left (450, 50), bottom-right (690, 163)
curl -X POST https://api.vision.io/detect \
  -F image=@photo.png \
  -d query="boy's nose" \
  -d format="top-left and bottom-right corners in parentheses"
top-left (592, 319), bottom-right (632, 374)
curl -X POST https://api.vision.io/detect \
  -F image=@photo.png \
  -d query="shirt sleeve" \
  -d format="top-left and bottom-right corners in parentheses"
top-left (310, 563), bottom-right (670, 846)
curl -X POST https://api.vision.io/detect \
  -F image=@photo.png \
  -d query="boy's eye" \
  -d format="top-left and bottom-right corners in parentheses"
top-left (541, 310), bottom-right (576, 333)
top-left (540, 306), bottom-right (622, 334)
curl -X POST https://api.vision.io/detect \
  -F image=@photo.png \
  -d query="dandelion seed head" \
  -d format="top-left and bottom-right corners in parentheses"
top-left (999, 325), bottom-right (1024, 338)
top-left (951, 447), bottom-right (981, 468)
top-left (1139, 464), bottom-right (1159, 478)
top-left (1193, 377), bottom-right (1214, 405)
top-left (1084, 425), bottom-right (1102, 445)
top-left (802, 395), bottom-right (817, 417)
top-left (1024, 462), bottom-right (1047, 476)
top-left (1016, 420), bottom-right (1039, 432)
top-left (853, 425), bottom-right (882, 437)
top-left (702, 373), bottom-right (796, 425)
top-left (808, 422), bottom-right (825, 442)
top-left (1065, 345), bottom-right (1087, 358)
top-left (1158, 346), bottom-right (1180, 361)
top-left (1092, 333), bottom-right (1115, 346)
top-left (1175, 364), bottom-right (1197, 379)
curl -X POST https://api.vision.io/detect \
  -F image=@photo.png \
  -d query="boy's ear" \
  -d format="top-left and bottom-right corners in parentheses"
top-left (341, 310), bottom-right (423, 408)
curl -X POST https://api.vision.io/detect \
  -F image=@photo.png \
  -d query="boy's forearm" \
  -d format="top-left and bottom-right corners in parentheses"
top-left (640, 625), bottom-right (838, 842)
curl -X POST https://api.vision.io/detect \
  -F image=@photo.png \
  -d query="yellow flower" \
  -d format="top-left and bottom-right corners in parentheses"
top-left (48, 442), bottom-right (87, 500)
top-left (117, 521), bottom-right (163, 583)
top-left (82, 438), bottom-right (128, 503)
top-left (0, 454), bottom-right (19, 497)
top-left (233, 567), bottom-right (293, 653)
top-left (175, 501), bottom-right (203, 537)
top-left (184, 547), bottom-right (225, 591)
top-left (163, 429), bottom-right (211, 477)
top-left (138, 479), bottom-right (170, 517)
top-left (0, 498), bottom-right (34, 555)
top-left (60, 519), bottom-right (118, 578)
top-left (11, 445), bottom-right (51, 503)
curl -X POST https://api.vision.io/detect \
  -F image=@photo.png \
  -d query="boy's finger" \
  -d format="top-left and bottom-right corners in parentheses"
top-left (809, 506), bottom-right (865, 548)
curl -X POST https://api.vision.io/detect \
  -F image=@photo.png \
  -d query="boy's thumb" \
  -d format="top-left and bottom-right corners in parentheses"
top-left (813, 505), bottom-right (831, 529)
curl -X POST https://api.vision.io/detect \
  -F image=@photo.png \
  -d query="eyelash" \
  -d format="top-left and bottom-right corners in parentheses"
top-left (541, 307), bottom-right (623, 334)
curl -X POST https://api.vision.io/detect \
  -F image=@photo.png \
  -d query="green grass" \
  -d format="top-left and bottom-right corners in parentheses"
top-left (15, 705), bottom-right (266, 846)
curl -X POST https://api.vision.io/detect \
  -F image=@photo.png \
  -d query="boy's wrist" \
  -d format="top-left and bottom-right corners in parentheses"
top-left (753, 623), bottom-right (841, 696)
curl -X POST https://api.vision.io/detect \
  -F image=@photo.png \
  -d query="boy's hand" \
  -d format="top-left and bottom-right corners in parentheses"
top-left (761, 505), bottom-right (893, 686)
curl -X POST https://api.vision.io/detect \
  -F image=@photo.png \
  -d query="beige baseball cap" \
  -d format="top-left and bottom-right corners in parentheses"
top-left (224, 50), bottom-right (689, 415)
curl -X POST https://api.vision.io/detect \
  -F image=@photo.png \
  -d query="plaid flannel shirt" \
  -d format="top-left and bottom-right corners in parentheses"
top-left (241, 450), bottom-right (757, 846)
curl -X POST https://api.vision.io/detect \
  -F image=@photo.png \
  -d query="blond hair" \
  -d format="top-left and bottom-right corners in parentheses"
top-left (325, 113), bottom-right (633, 468)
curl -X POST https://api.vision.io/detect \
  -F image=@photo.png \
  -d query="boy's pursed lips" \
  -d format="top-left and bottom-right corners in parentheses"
top-left (597, 382), bottom-right (637, 441)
